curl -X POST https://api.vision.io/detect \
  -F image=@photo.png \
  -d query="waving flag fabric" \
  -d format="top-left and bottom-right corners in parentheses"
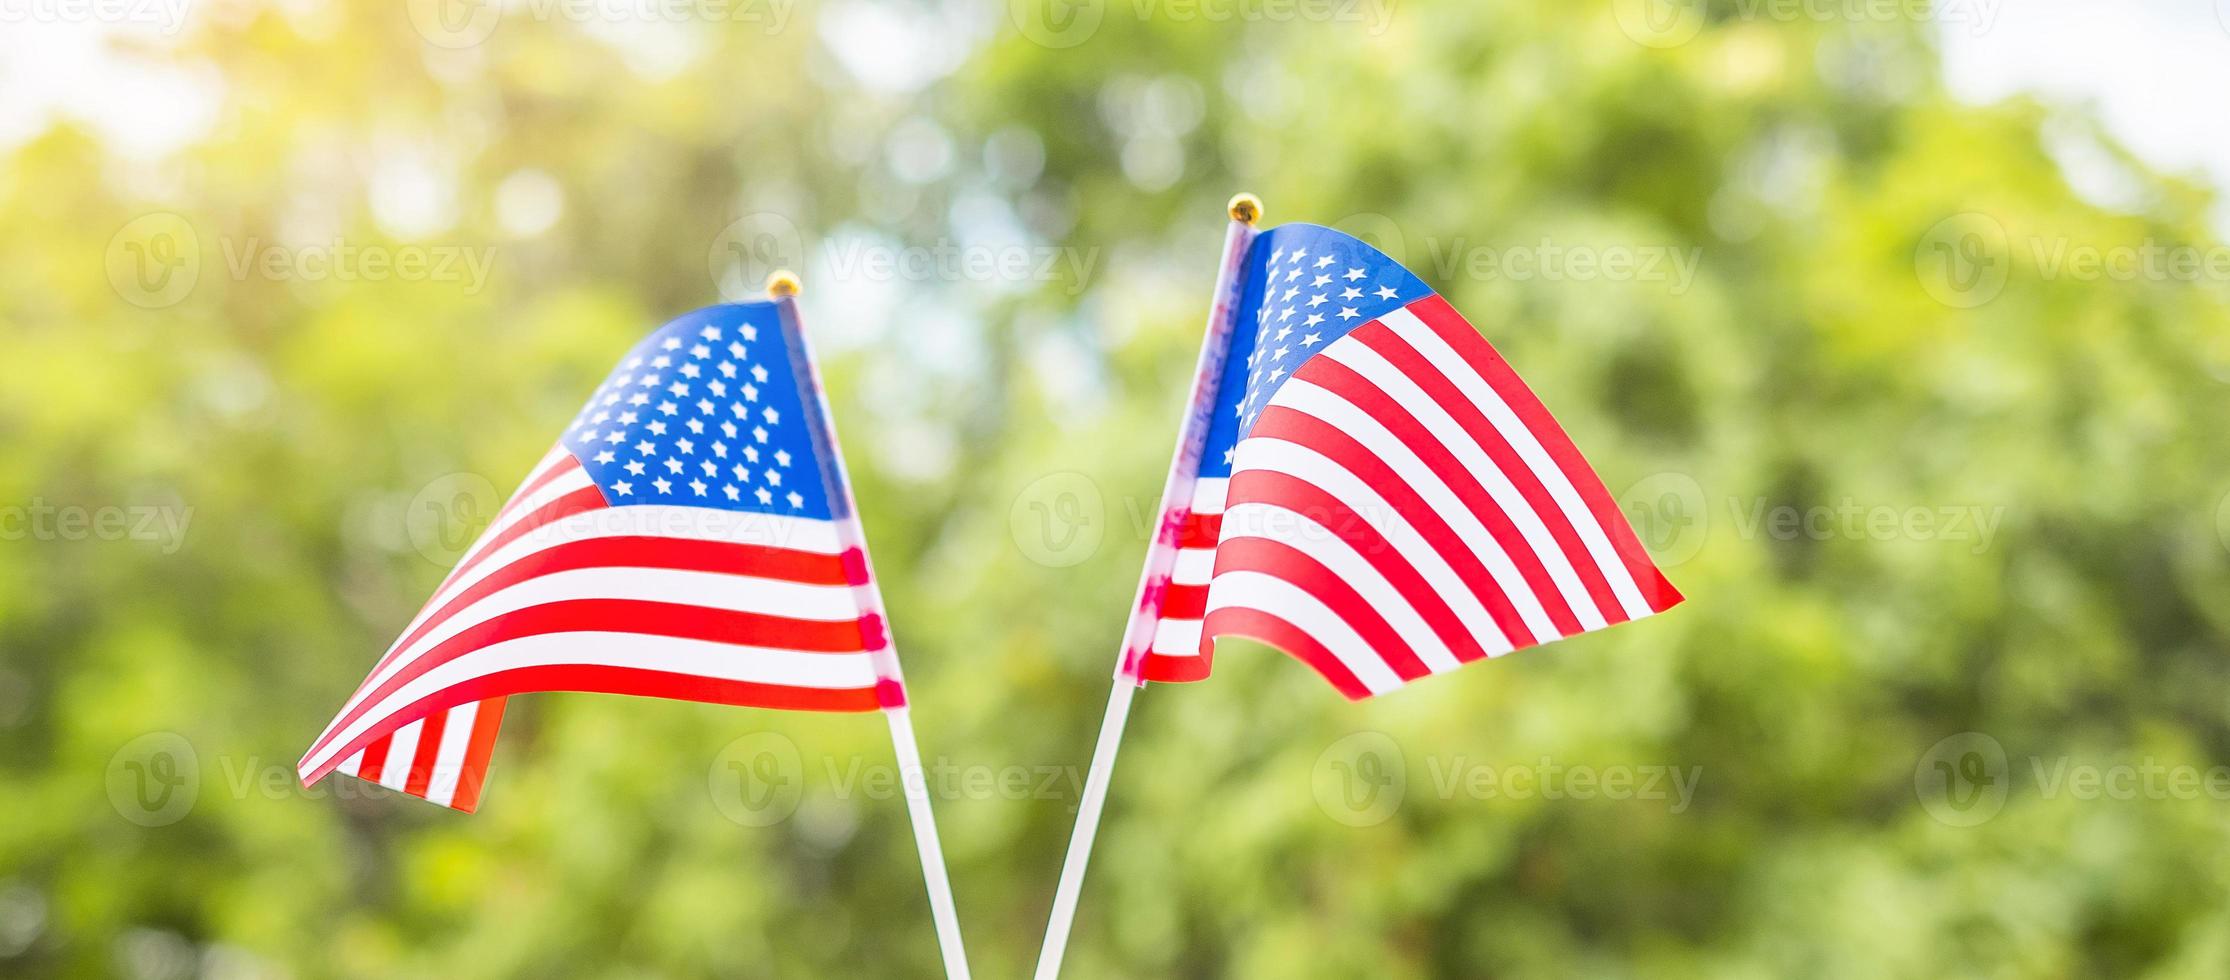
top-left (1135, 224), bottom-right (1683, 698)
top-left (299, 302), bottom-right (900, 811)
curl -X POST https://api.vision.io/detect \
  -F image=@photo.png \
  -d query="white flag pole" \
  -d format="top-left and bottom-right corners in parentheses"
top-left (770, 272), bottom-right (972, 980)
top-left (1032, 194), bottom-right (1262, 980)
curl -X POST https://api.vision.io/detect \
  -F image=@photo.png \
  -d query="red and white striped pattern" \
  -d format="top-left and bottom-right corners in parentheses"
top-left (1148, 295), bottom-right (1681, 697)
top-left (299, 447), bottom-right (891, 810)
top-left (1132, 477), bottom-right (1226, 683)
top-left (323, 697), bottom-right (508, 811)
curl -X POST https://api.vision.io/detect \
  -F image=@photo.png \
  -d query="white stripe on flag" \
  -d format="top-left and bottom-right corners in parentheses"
top-left (1200, 571), bottom-right (1404, 695)
top-left (1149, 618), bottom-right (1203, 656)
top-left (420, 700), bottom-right (481, 807)
top-left (1271, 378), bottom-right (1560, 645)
top-left (447, 465), bottom-right (598, 575)
top-left (1230, 435), bottom-right (1517, 657)
top-left (1381, 307), bottom-right (1655, 620)
top-left (1171, 548), bottom-right (1215, 584)
top-left (305, 635), bottom-right (881, 776)
top-left (1191, 477), bottom-right (1229, 512)
top-left (1219, 501), bottom-right (1461, 673)
top-left (315, 506), bottom-right (853, 755)
top-left (359, 566), bottom-right (864, 711)
top-left (376, 719), bottom-right (422, 792)
top-left (1326, 337), bottom-right (1609, 631)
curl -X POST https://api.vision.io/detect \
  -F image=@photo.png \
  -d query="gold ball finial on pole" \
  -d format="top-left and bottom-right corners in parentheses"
top-left (1227, 193), bottom-right (1262, 226)
top-left (765, 270), bottom-right (802, 298)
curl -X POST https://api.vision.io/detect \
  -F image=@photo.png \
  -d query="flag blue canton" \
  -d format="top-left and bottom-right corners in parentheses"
top-left (561, 303), bottom-right (838, 520)
top-left (1197, 224), bottom-right (1432, 478)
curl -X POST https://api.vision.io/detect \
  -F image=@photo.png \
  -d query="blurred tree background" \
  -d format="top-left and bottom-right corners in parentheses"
top-left (4, 1), bottom-right (2230, 977)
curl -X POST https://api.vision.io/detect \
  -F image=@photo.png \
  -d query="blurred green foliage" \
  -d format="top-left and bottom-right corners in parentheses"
top-left (5, 2), bottom-right (2230, 978)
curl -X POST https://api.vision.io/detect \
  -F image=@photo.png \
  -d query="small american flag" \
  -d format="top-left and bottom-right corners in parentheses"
top-left (1133, 223), bottom-right (1683, 697)
top-left (299, 301), bottom-right (902, 810)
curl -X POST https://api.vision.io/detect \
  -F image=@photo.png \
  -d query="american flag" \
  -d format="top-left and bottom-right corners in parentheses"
top-left (298, 301), bottom-right (902, 810)
top-left (1132, 223), bottom-right (1683, 697)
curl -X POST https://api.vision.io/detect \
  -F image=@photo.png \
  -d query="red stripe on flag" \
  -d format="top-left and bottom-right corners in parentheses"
top-left (306, 666), bottom-right (879, 786)
top-left (1247, 406), bottom-right (1537, 650)
top-left (1207, 536), bottom-right (1433, 682)
top-left (1160, 583), bottom-right (1209, 620)
top-left (506, 454), bottom-right (585, 519)
top-left (307, 600), bottom-right (871, 763)
top-left (403, 708), bottom-right (448, 797)
top-left (430, 456), bottom-right (587, 597)
top-left (1299, 353), bottom-right (1587, 637)
top-left (356, 733), bottom-right (393, 784)
top-left (1409, 295), bottom-right (1684, 612)
top-left (388, 536), bottom-right (852, 673)
top-left (1196, 607), bottom-right (1371, 700)
top-left (1220, 468), bottom-right (1493, 665)
top-left (446, 486), bottom-right (610, 586)
top-left (449, 697), bottom-right (506, 813)
top-left (1138, 645), bottom-right (1212, 683)
top-left (1357, 320), bottom-right (1630, 626)
top-left (1175, 512), bottom-right (1222, 549)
